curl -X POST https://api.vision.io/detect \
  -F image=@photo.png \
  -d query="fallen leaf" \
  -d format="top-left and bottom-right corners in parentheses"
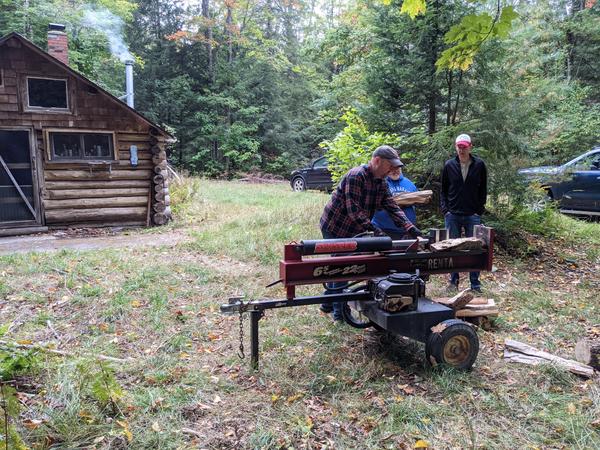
top-left (131, 300), bottom-right (142, 307)
top-left (151, 422), bottom-right (161, 432)
top-left (415, 440), bottom-right (429, 448)
top-left (16, 339), bottom-right (33, 345)
top-left (271, 394), bottom-right (280, 403)
top-left (567, 403), bottom-right (577, 415)
top-left (286, 393), bottom-right (303, 404)
top-left (399, 384), bottom-right (415, 395)
top-left (23, 418), bottom-right (44, 430)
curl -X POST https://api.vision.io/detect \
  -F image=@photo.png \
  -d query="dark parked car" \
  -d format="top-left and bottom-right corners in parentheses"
top-left (290, 156), bottom-right (334, 191)
top-left (518, 147), bottom-right (600, 216)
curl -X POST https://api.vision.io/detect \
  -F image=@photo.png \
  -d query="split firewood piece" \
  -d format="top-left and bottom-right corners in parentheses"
top-left (392, 190), bottom-right (433, 206)
top-left (434, 296), bottom-right (489, 306)
top-left (575, 339), bottom-right (600, 370)
top-left (504, 339), bottom-right (594, 378)
top-left (445, 289), bottom-right (473, 310)
top-left (430, 237), bottom-right (484, 252)
top-left (455, 307), bottom-right (499, 318)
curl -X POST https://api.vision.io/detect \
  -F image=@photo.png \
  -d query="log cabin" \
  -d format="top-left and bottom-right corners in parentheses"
top-left (0, 25), bottom-right (174, 237)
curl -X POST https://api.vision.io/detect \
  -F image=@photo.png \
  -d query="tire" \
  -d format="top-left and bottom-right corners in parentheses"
top-left (341, 302), bottom-right (374, 329)
top-left (292, 177), bottom-right (306, 192)
top-left (425, 319), bottom-right (479, 370)
top-left (341, 285), bottom-right (379, 329)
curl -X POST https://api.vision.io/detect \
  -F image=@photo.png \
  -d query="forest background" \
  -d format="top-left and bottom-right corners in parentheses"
top-left (1, 0), bottom-right (599, 216)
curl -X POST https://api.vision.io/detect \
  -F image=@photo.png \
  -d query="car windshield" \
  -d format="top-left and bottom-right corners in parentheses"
top-left (566, 152), bottom-right (600, 171)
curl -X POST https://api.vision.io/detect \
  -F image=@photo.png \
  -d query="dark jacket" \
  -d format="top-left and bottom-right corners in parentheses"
top-left (440, 155), bottom-right (487, 216)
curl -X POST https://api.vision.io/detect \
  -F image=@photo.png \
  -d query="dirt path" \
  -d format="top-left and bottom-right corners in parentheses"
top-left (0, 230), bottom-right (191, 254)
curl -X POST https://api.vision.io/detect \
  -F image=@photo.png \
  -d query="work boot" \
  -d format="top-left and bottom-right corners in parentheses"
top-left (319, 304), bottom-right (333, 314)
top-left (470, 286), bottom-right (483, 294)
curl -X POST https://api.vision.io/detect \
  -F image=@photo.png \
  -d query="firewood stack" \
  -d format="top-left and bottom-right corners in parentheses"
top-left (434, 289), bottom-right (499, 319)
top-left (150, 135), bottom-right (172, 225)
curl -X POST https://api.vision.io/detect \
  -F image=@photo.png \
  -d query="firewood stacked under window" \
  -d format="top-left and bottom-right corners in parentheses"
top-left (150, 135), bottom-right (171, 225)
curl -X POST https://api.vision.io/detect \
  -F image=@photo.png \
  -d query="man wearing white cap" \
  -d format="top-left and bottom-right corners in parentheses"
top-left (441, 134), bottom-right (488, 293)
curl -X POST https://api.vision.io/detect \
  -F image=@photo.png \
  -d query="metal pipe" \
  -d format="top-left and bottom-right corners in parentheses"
top-left (125, 60), bottom-right (134, 108)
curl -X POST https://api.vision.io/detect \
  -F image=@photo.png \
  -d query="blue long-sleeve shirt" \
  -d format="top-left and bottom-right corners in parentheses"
top-left (371, 175), bottom-right (418, 233)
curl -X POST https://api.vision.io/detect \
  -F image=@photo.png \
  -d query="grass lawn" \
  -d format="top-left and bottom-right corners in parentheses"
top-left (1, 178), bottom-right (599, 449)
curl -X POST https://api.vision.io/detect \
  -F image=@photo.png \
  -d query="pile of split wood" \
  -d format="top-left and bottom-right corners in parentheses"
top-left (151, 135), bottom-right (172, 225)
top-left (434, 289), bottom-right (498, 320)
top-left (392, 190), bottom-right (433, 206)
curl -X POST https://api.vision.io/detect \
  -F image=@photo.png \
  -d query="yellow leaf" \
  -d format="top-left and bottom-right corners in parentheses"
top-left (286, 393), bottom-right (303, 404)
top-left (131, 300), bottom-right (142, 307)
top-left (415, 440), bottom-right (429, 448)
top-left (151, 422), bottom-right (161, 432)
top-left (116, 420), bottom-right (133, 442)
top-left (421, 418), bottom-right (431, 424)
top-left (179, 352), bottom-right (190, 360)
top-left (17, 339), bottom-right (33, 345)
top-left (567, 403), bottom-right (577, 415)
top-left (271, 394), bottom-right (280, 403)
top-left (305, 416), bottom-right (314, 430)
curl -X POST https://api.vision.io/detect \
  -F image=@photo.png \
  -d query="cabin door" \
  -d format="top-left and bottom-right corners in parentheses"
top-left (0, 130), bottom-right (40, 225)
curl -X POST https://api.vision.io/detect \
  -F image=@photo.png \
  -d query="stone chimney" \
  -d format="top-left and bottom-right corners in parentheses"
top-left (47, 23), bottom-right (68, 65)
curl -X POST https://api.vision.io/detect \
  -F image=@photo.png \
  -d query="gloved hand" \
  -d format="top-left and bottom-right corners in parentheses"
top-left (407, 225), bottom-right (422, 238)
top-left (373, 227), bottom-right (387, 237)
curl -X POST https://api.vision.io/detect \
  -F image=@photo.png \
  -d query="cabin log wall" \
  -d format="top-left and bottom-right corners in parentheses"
top-left (0, 36), bottom-right (172, 229)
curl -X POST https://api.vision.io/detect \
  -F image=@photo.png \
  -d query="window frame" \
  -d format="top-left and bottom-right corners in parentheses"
top-left (0, 68), bottom-right (4, 88)
top-left (45, 129), bottom-right (118, 163)
top-left (25, 76), bottom-right (69, 112)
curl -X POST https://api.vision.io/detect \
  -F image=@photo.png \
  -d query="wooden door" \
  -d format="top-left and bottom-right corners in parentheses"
top-left (0, 130), bottom-right (39, 225)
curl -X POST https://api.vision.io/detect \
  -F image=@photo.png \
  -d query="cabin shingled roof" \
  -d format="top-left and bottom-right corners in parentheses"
top-left (0, 32), bottom-right (175, 141)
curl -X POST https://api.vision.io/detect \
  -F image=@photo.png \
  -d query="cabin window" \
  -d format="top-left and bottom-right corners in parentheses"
top-left (27, 77), bottom-right (68, 109)
top-left (0, 69), bottom-right (3, 87)
top-left (49, 131), bottom-right (114, 161)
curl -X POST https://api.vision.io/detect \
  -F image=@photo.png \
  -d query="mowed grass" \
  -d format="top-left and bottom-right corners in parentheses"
top-left (0, 178), bottom-right (598, 449)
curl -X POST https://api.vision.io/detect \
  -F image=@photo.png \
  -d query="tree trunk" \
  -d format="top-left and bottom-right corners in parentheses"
top-left (202, 0), bottom-right (213, 82)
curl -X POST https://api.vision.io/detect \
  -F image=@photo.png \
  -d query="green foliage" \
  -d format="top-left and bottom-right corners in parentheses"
top-left (437, 6), bottom-right (519, 71)
top-left (0, 332), bottom-right (41, 382)
top-left (320, 110), bottom-right (400, 183)
top-left (399, 0), bottom-right (427, 19)
top-left (535, 86), bottom-right (600, 163)
top-left (0, 385), bottom-right (28, 450)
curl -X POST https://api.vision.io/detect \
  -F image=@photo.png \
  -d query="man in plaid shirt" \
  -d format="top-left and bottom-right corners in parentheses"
top-left (319, 145), bottom-right (422, 320)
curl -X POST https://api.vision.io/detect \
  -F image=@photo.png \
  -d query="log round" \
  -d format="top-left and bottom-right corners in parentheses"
top-left (152, 154), bottom-right (167, 165)
top-left (153, 174), bottom-right (165, 184)
top-left (153, 202), bottom-right (167, 213)
top-left (575, 340), bottom-right (600, 370)
top-left (153, 212), bottom-right (169, 225)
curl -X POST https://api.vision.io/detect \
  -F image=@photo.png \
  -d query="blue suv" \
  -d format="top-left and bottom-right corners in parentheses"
top-left (519, 147), bottom-right (600, 217)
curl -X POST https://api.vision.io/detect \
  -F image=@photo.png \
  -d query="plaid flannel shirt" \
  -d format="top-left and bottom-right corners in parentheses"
top-left (320, 165), bottom-right (413, 238)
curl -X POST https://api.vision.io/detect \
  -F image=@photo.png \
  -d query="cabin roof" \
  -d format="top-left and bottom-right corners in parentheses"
top-left (0, 32), bottom-right (175, 141)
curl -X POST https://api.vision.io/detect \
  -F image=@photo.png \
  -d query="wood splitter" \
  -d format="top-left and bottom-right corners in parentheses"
top-left (221, 225), bottom-right (495, 370)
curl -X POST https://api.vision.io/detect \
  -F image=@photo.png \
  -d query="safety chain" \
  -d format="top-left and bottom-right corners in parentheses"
top-left (237, 300), bottom-right (247, 359)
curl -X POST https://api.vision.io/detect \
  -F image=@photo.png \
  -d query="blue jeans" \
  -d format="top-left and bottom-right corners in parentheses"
top-left (320, 229), bottom-right (348, 320)
top-left (444, 213), bottom-right (481, 289)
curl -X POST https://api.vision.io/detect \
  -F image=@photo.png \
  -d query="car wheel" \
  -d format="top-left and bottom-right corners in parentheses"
top-left (292, 177), bottom-right (306, 192)
top-left (525, 189), bottom-right (552, 212)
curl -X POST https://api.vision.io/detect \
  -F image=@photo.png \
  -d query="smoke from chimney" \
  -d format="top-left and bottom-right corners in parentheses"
top-left (81, 7), bottom-right (133, 62)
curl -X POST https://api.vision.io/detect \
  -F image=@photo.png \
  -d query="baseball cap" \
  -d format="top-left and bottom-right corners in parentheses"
top-left (455, 134), bottom-right (472, 147)
top-left (373, 145), bottom-right (404, 167)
